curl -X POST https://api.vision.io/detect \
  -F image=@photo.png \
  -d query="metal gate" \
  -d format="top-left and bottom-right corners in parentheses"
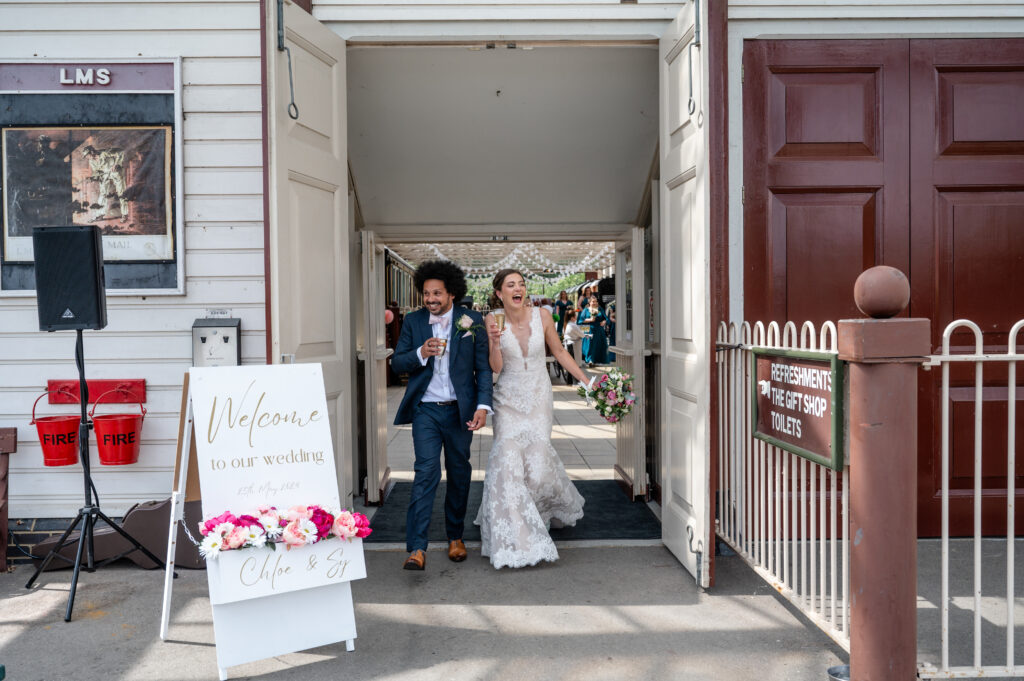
top-left (715, 320), bottom-right (850, 650)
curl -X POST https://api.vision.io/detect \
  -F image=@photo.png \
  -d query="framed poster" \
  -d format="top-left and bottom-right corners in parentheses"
top-left (3, 125), bottom-right (173, 262)
top-left (0, 60), bottom-right (184, 295)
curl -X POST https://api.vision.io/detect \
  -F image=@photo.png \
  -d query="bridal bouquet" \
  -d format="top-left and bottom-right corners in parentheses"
top-left (197, 504), bottom-right (371, 560)
top-left (578, 369), bottom-right (637, 424)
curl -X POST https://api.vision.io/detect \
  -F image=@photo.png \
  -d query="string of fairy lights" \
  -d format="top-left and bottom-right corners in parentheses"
top-left (422, 243), bottom-right (616, 280)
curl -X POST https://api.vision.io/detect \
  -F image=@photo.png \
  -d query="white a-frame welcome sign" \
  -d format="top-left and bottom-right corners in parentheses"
top-left (159, 365), bottom-right (365, 680)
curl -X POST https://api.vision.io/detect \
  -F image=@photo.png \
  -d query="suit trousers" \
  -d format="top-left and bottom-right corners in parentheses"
top-left (406, 402), bottom-right (474, 553)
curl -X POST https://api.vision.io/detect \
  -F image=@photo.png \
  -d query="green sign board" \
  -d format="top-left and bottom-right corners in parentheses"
top-left (751, 348), bottom-right (845, 471)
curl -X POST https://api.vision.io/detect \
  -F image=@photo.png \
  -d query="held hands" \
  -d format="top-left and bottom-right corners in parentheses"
top-left (421, 337), bottom-right (446, 358)
top-left (466, 409), bottom-right (488, 431)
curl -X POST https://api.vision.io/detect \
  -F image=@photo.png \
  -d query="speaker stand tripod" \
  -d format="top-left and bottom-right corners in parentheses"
top-left (25, 329), bottom-right (168, 622)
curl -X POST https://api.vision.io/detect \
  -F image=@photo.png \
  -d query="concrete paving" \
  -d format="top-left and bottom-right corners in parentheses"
top-left (0, 546), bottom-right (846, 681)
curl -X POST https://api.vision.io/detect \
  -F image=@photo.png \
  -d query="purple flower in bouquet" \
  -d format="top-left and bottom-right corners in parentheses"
top-left (309, 507), bottom-right (335, 539)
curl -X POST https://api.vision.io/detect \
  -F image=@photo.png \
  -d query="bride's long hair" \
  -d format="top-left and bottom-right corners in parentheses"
top-left (489, 268), bottom-right (525, 310)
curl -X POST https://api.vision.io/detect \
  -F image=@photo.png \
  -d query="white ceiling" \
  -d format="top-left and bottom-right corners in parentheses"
top-left (347, 45), bottom-right (659, 235)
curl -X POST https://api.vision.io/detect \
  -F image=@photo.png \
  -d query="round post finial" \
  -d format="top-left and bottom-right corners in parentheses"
top-left (854, 266), bottom-right (910, 319)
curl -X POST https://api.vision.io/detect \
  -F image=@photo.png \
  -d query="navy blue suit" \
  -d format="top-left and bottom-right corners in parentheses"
top-left (391, 306), bottom-right (493, 552)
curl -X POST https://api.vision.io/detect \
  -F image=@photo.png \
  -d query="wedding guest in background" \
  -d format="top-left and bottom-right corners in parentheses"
top-left (578, 294), bottom-right (609, 366)
top-left (606, 302), bottom-right (616, 363)
top-left (562, 308), bottom-right (584, 371)
top-left (554, 290), bottom-right (570, 336)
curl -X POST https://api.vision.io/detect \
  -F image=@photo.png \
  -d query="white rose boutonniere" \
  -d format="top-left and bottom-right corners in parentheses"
top-left (457, 314), bottom-right (485, 340)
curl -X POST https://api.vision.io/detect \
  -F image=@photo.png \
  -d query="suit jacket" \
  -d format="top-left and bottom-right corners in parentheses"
top-left (390, 306), bottom-right (493, 427)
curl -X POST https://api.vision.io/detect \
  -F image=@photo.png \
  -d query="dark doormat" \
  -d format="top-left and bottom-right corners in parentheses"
top-left (364, 480), bottom-right (661, 543)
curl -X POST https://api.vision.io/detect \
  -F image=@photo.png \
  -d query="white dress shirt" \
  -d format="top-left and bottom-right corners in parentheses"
top-left (418, 307), bottom-right (455, 402)
top-left (416, 307), bottom-right (492, 413)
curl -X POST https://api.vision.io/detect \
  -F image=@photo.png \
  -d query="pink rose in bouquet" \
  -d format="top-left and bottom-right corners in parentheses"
top-left (354, 512), bottom-right (372, 539)
top-left (309, 507), bottom-right (335, 540)
top-left (282, 519), bottom-right (309, 547)
top-left (235, 514), bottom-right (263, 528)
top-left (332, 511), bottom-right (358, 540)
top-left (201, 511), bottom-right (238, 536)
top-left (282, 505), bottom-right (314, 522)
top-left (226, 525), bottom-right (248, 549)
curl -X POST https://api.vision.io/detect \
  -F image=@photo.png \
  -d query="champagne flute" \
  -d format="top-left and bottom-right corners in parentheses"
top-left (492, 309), bottom-right (506, 334)
top-left (436, 338), bottom-right (448, 355)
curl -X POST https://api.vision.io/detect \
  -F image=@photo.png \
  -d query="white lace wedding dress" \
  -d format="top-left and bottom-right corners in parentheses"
top-left (475, 308), bottom-right (585, 569)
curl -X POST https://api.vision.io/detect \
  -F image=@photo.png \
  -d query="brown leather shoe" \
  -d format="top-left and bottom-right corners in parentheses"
top-left (448, 539), bottom-right (467, 562)
top-left (403, 550), bottom-right (426, 570)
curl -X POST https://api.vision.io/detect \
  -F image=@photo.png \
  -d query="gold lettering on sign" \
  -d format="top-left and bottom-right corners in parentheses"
top-left (326, 548), bottom-right (351, 579)
top-left (207, 380), bottom-right (322, 447)
top-left (239, 552), bottom-right (292, 590)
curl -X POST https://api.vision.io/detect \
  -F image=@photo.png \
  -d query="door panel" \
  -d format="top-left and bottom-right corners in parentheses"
top-left (745, 38), bottom-right (1024, 537)
top-left (362, 230), bottom-right (393, 504)
top-left (612, 226), bottom-right (646, 498)
top-left (266, 0), bottom-right (352, 505)
top-left (660, 0), bottom-right (712, 586)
top-left (910, 39), bottom-right (1024, 536)
top-left (743, 40), bottom-right (910, 327)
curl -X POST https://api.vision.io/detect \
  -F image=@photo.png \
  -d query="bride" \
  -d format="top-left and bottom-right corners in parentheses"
top-left (475, 268), bottom-right (592, 569)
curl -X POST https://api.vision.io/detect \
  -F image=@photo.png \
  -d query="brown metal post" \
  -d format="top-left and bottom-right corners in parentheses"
top-left (838, 267), bottom-right (929, 681)
top-left (0, 427), bottom-right (16, 571)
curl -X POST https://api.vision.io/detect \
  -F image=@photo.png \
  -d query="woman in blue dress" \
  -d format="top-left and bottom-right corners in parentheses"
top-left (578, 295), bottom-right (609, 365)
top-left (554, 290), bottom-right (571, 336)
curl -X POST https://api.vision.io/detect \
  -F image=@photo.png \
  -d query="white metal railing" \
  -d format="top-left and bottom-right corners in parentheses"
top-left (715, 320), bottom-right (850, 651)
top-left (917, 319), bottom-right (1024, 679)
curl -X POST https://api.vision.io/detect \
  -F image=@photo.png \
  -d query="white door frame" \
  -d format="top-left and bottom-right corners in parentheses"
top-left (360, 229), bottom-right (394, 504)
top-left (609, 225), bottom-right (648, 499)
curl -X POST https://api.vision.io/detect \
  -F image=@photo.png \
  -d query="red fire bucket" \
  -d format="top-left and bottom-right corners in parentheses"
top-left (31, 391), bottom-right (80, 467)
top-left (90, 390), bottom-right (146, 466)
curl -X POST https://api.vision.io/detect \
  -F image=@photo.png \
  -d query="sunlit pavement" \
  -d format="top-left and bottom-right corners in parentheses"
top-left (0, 546), bottom-right (846, 681)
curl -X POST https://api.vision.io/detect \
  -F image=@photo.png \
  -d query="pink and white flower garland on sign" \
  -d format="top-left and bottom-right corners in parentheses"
top-left (198, 504), bottom-right (371, 559)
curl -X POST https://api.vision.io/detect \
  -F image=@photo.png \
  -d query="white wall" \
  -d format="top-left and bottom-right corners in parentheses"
top-left (726, 1), bottom-right (1024, 324)
top-left (315, 0), bottom-right (683, 41)
top-left (0, 0), bottom-right (266, 517)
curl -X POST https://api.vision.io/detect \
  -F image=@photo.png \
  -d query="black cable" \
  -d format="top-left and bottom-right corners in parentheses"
top-left (9, 529), bottom-right (45, 561)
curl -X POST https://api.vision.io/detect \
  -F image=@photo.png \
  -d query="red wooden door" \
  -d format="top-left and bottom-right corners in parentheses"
top-left (910, 39), bottom-right (1024, 536)
top-left (743, 40), bottom-right (910, 326)
top-left (745, 38), bottom-right (1024, 537)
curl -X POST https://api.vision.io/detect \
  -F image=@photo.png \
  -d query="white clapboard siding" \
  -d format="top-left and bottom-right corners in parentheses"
top-left (183, 57), bottom-right (262, 86)
top-left (184, 114), bottom-right (263, 141)
top-left (0, 0), bottom-right (265, 516)
top-left (315, 0), bottom-right (686, 39)
top-left (184, 85), bottom-right (262, 113)
top-left (184, 140), bottom-right (264, 167)
top-left (185, 222), bottom-right (265, 249)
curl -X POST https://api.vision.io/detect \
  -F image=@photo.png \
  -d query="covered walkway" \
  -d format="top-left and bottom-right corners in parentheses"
top-left (386, 380), bottom-right (618, 482)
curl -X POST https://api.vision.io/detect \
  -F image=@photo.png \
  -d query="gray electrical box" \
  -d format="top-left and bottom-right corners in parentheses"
top-left (192, 318), bottom-right (241, 367)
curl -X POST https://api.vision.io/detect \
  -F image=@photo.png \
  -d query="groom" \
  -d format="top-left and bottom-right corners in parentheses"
top-left (391, 260), bottom-right (492, 570)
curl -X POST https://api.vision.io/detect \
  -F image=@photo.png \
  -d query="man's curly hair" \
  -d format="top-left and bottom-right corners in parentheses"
top-left (413, 259), bottom-right (468, 302)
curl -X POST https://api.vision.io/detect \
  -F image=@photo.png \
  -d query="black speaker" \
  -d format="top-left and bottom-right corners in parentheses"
top-left (32, 225), bottom-right (107, 332)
